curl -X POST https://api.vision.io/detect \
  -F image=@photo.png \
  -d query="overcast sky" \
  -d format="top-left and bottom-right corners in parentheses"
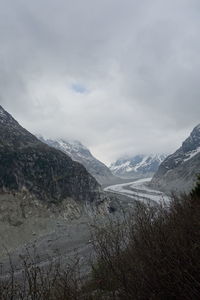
top-left (0, 0), bottom-right (200, 164)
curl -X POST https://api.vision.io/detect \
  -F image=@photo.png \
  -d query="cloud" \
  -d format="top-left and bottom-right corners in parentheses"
top-left (0, 0), bottom-right (200, 164)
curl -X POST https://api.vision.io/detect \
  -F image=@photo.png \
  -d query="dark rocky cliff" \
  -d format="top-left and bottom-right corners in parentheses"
top-left (0, 105), bottom-right (103, 204)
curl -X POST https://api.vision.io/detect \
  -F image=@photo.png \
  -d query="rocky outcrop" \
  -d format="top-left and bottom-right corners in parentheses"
top-left (0, 105), bottom-right (105, 205)
top-left (151, 124), bottom-right (200, 194)
top-left (39, 137), bottom-right (117, 185)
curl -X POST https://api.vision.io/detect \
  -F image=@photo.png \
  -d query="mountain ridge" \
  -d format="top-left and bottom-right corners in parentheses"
top-left (151, 124), bottom-right (200, 194)
top-left (38, 136), bottom-right (118, 185)
top-left (110, 154), bottom-right (167, 179)
top-left (0, 105), bottom-right (106, 205)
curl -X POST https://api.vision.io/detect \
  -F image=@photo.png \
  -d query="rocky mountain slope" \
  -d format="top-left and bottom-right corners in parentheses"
top-left (38, 137), bottom-right (117, 185)
top-left (110, 154), bottom-right (166, 179)
top-left (151, 124), bottom-right (200, 194)
top-left (0, 105), bottom-right (105, 205)
top-left (0, 105), bottom-right (113, 258)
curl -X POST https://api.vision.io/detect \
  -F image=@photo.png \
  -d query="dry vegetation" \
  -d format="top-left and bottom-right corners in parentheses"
top-left (0, 248), bottom-right (85, 300)
top-left (90, 178), bottom-right (200, 299)
top-left (0, 179), bottom-right (200, 299)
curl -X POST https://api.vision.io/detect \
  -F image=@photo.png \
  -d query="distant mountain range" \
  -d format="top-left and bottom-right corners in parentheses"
top-left (110, 154), bottom-right (167, 179)
top-left (38, 137), bottom-right (117, 185)
top-left (151, 124), bottom-right (200, 194)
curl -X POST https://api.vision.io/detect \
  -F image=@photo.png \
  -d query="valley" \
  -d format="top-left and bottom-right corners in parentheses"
top-left (0, 2), bottom-right (200, 296)
top-left (0, 104), bottom-right (199, 297)
top-left (104, 177), bottom-right (169, 206)
top-left (0, 177), bottom-right (169, 279)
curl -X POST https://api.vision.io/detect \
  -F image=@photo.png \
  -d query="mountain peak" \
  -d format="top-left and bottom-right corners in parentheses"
top-left (180, 123), bottom-right (200, 155)
top-left (0, 105), bottom-right (40, 148)
top-left (110, 154), bottom-right (166, 179)
top-left (0, 105), bottom-right (5, 115)
top-left (0, 105), bottom-right (17, 126)
top-left (193, 123), bottom-right (200, 131)
top-left (151, 123), bottom-right (200, 194)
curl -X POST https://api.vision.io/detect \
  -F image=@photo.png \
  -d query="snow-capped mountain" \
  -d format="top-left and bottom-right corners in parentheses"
top-left (110, 154), bottom-right (167, 179)
top-left (38, 136), bottom-right (117, 185)
top-left (151, 124), bottom-right (200, 194)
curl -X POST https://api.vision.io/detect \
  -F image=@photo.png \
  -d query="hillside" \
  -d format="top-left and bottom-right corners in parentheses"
top-left (0, 105), bottom-right (104, 204)
top-left (151, 124), bottom-right (200, 194)
top-left (39, 137), bottom-right (118, 185)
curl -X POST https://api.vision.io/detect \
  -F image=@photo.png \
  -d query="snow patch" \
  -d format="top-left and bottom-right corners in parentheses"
top-left (110, 154), bottom-right (167, 176)
top-left (183, 147), bottom-right (200, 162)
top-left (110, 161), bottom-right (130, 172)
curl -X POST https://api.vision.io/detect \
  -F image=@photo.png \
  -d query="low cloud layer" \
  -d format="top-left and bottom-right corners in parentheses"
top-left (0, 0), bottom-right (200, 164)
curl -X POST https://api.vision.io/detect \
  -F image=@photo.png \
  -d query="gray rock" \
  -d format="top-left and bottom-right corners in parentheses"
top-left (151, 124), bottom-right (200, 194)
top-left (0, 105), bottom-right (105, 205)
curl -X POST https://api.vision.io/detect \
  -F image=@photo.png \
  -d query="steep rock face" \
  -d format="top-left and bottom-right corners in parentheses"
top-left (151, 124), bottom-right (200, 194)
top-left (0, 105), bottom-right (103, 204)
top-left (110, 154), bottom-right (166, 179)
top-left (39, 137), bottom-right (117, 185)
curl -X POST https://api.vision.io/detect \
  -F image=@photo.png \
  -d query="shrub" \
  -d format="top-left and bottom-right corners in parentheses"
top-left (90, 192), bottom-right (200, 299)
top-left (1, 180), bottom-right (200, 299)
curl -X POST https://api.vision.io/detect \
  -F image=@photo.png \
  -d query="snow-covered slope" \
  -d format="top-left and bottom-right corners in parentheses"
top-left (38, 137), bottom-right (117, 185)
top-left (110, 154), bottom-right (166, 179)
top-left (151, 124), bottom-right (200, 194)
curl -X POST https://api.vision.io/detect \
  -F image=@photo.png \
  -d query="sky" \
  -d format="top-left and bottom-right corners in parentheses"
top-left (0, 0), bottom-right (200, 165)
